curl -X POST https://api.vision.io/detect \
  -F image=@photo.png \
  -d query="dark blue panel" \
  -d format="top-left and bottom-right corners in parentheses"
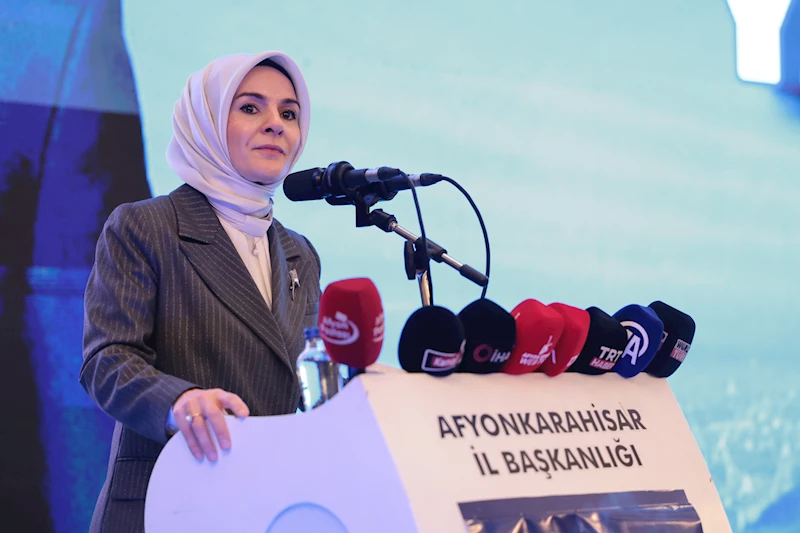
top-left (0, 1), bottom-right (151, 532)
top-left (781, 0), bottom-right (800, 92)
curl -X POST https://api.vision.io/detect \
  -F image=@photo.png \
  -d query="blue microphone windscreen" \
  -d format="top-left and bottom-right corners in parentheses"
top-left (612, 304), bottom-right (665, 378)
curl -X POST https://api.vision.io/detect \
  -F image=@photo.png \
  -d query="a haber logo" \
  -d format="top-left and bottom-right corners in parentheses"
top-left (421, 347), bottom-right (464, 372)
top-left (619, 321), bottom-right (650, 366)
top-left (472, 344), bottom-right (511, 364)
top-left (319, 312), bottom-right (360, 345)
top-left (670, 339), bottom-right (691, 362)
top-left (373, 313), bottom-right (385, 343)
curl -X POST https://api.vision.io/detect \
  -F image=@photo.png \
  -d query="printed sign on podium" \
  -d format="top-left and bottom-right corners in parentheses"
top-left (145, 369), bottom-right (732, 532)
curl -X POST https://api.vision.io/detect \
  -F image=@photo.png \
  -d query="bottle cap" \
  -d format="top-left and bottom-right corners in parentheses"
top-left (303, 326), bottom-right (321, 341)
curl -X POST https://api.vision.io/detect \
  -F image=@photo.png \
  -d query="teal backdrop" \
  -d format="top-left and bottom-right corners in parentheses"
top-left (1, 1), bottom-right (798, 531)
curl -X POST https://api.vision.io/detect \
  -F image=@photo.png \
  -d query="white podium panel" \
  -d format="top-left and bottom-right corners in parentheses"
top-left (144, 377), bottom-right (417, 532)
top-left (145, 369), bottom-right (732, 533)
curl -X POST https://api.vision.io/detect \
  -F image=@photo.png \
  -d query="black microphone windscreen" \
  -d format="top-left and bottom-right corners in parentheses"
top-left (398, 306), bottom-right (465, 376)
top-left (567, 307), bottom-right (629, 375)
top-left (456, 298), bottom-right (516, 374)
top-left (645, 301), bottom-right (696, 378)
top-left (283, 168), bottom-right (323, 201)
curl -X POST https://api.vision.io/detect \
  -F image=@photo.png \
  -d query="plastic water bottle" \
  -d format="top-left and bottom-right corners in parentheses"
top-left (296, 327), bottom-right (343, 411)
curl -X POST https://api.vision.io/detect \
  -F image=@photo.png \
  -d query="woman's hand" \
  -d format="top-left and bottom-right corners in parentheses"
top-left (172, 388), bottom-right (250, 461)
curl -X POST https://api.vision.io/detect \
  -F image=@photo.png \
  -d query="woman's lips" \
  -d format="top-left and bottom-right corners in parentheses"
top-left (254, 144), bottom-right (284, 155)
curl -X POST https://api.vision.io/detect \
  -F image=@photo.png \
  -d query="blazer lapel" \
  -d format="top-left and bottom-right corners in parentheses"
top-left (169, 185), bottom-right (292, 370)
top-left (269, 220), bottom-right (306, 364)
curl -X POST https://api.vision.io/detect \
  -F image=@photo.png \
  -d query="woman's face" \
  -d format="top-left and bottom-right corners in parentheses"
top-left (226, 66), bottom-right (301, 184)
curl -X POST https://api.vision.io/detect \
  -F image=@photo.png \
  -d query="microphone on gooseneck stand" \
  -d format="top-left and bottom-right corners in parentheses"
top-left (501, 299), bottom-right (564, 375)
top-left (612, 304), bottom-right (665, 378)
top-left (318, 278), bottom-right (384, 384)
top-left (283, 162), bottom-right (444, 203)
top-left (567, 307), bottom-right (629, 375)
top-left (644, 301), bottom-right (696, 378)
top-left (398, 306), bottom-right (465, 376)
top-left (536, 303), bottom-right (591, 376)
top-left (455, 299), bottom-right (517, 374)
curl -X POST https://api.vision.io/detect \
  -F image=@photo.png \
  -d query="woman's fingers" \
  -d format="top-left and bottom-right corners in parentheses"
top-left (190, 410), bottom-right (219, 462)
top-left (175, 398), bottom-right (205, 461)
top-left (219, 391), bottom-right (250, 418)
top-left (200, 393), bottom-right (231, 452)
top-left (173, 388), bottom-right (251, 461)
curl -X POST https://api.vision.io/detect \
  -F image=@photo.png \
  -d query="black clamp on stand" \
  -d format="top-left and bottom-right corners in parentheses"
top-left (367, 209), bottom-right (488, 307)
top-left (322, 161), bottom-right (398, 228)
top-left (403, 237), bottom-right (433, 307)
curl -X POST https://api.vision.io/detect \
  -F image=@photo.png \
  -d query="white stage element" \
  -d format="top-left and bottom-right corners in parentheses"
top-left (145, 368), bottom-right (732, 533)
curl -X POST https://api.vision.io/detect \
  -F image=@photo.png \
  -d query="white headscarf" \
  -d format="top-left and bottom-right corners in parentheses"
top-left (166, 51), bottom-right (310, 233)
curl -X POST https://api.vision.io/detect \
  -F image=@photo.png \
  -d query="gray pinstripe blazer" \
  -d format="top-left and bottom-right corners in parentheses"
top-left (80, 184), bottom-right (320, 533)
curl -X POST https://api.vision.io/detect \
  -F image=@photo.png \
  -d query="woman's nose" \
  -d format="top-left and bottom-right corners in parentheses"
top-left (261, 107), bottom-right (284, 135)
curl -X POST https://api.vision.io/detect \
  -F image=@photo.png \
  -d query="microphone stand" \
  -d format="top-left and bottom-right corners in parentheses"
top-left (325, 172), bottom-right (488, 307)
top-left (368, 209), bottom-right (488, 307)
top-left (404, 238), bottom-right (432, 307)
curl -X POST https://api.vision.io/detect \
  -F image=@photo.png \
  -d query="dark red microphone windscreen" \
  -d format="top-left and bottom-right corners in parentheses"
top-left (319, 277), bottom-right (384, 369)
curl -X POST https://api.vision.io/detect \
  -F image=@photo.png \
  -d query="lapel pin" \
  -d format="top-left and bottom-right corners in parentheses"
top-left (289, 269), bottom-right (300, 301)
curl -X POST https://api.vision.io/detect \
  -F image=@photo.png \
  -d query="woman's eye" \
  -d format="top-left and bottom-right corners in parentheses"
top-left (240, 103), bottom-right (258, 114)
top-left (281, 109), bottom-right (297, 120)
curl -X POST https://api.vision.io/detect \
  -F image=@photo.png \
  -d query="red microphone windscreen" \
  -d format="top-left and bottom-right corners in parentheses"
top-left (538, 303), bottom-right (591, 376)
top-left (502, 299), bottom-right (565, 375)
top-left (318, 278), bottom-right (384, 369)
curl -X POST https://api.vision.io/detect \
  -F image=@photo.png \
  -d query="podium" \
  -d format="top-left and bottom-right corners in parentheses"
top-left (144, 368), bottom-right (732, 532)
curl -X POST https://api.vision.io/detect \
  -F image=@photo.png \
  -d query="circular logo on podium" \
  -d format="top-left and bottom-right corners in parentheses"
top-left (266, 502), bottom-right (349, 533)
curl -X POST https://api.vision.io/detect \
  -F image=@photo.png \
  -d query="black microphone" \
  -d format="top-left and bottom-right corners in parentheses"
top-left (567, 307), bottom-right (629, 375)
top-left (455, 299), bottom-right (516, 374)
top-left (644, 301), bottom-right (696, 378)
top-left (398, 306), bottom-right (465, 377)
top-left (283, 161), bottom-right (444, 202)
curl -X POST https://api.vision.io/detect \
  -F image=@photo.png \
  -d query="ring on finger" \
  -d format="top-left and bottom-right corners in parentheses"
top-left (185, 412), bottom-right (203, 424)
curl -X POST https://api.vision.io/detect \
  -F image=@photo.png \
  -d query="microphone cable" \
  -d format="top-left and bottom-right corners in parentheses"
top-left (441, 177), bottom-right (491, 299)
top-left (406, 175), bottom-right (434, 305)
top-left (405, 174), bottom-right (491, 301)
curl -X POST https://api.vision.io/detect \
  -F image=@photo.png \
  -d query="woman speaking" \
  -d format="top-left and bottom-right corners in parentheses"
top-left (80, 51), bottom-right (321, 532)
